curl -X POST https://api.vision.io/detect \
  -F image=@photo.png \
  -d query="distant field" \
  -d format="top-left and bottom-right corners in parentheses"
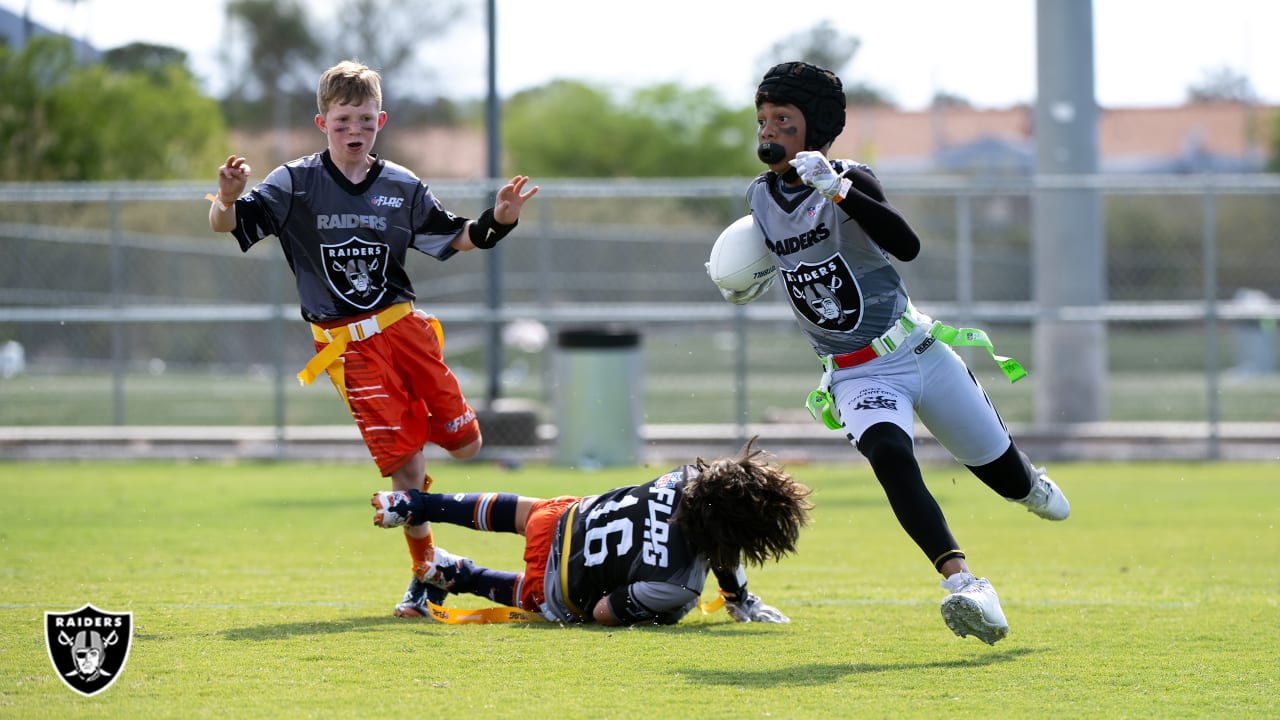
top-left (3, 321), bottom-right (1278, 426)
top-left (1, 458), bottom-right (1275, 718)
top-left (1, 368), bottom-right (1278, 427)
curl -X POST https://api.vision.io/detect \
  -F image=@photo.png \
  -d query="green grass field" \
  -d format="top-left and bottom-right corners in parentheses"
top-left (1, 458), bottom-right (1276, 718)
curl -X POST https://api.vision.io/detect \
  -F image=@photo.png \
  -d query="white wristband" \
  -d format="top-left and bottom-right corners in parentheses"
top-left (831, 177), bottom-right (853, 203)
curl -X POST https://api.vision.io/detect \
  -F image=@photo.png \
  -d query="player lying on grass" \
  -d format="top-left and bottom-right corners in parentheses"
top-left (370, 439), bottom-right (813, 626)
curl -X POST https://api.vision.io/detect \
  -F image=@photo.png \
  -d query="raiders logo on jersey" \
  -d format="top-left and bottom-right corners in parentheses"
top-left (782, 253), bottom-right (863, 332)
top-left (321, 236), bottom-right (390, 310)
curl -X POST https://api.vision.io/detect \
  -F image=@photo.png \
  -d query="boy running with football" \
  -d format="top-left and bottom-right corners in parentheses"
top-left (720, 61), bottom-right (1069, 645)
top-left (209, 60), bottom-right (538, 618)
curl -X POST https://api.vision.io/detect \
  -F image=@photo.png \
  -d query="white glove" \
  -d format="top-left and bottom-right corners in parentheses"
top-left (789, 150), bottom-right (849, 200)
top-left (724, 593), bottom-right (790, 624)
top-left (716, 275), bottom-right (775, 305)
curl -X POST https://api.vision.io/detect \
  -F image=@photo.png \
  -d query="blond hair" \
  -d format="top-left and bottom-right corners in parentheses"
top-left (317, 60), bottom-right (382, 115)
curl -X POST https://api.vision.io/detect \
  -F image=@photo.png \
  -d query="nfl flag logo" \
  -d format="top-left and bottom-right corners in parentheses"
top-left (44, 604), bottom-right (133, 696)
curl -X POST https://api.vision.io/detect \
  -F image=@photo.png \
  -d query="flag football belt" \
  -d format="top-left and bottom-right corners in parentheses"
top-left (557, 502), bottom-right (587, 620)
top-left (419, 591), bottom-right (730, 625)
top-left (297, 302), bottom-right (417, 386)
top-left (806, 304), bottom-right (1027, 430)
top-left (422, 599), bottom-right (546, 624)
top-left (826, 302), bottom-right (927, 370)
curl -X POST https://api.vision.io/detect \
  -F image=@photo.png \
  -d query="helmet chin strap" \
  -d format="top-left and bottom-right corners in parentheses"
top-left (757, 143), bottom-right (800, 183)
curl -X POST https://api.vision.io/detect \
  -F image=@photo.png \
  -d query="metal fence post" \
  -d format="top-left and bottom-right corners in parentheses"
top-left (733, 303), bottom-right (749, 447)
top-left (1203, 189), bottom-right (1220, 460)
top-left (109, 192), bottom-right (125, 426)
top-left (271, 247), bottom-right (287, 461)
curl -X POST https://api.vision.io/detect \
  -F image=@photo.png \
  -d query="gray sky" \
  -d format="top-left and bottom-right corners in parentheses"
top-left (8, 0), bottom-right (1276, 109)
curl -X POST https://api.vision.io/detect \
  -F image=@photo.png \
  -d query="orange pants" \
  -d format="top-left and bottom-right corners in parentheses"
top-left (518, 496), bottom-right (580, 612)
top-left (313, 309), bottom-right (480, 476)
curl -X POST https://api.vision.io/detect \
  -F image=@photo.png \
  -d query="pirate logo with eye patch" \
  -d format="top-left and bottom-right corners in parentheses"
top-left (322, 236), bottom-right (390, 310)
top-left (782, 252), bottom-right (862, 332)
top-left (45, 604), bottom-right (133, 696)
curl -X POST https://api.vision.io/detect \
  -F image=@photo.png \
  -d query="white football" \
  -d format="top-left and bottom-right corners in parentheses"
top-left (707, 215), bottom-right (776, 292)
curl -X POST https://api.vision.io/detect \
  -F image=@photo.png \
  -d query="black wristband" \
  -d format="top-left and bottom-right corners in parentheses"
top-left (468, 208), bottom-right (517, 249)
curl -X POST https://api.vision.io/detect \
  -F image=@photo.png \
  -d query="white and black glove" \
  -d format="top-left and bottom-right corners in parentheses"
top-left (716, 275), bottom-right (775, 305)
top-left (789, 150), bottom-right (851, 201)
top-left (724, 592), bottom-right (790, 624)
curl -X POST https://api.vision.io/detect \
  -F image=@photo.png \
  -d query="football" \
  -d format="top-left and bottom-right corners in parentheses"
top-left (707, 215), bottom-right (776, 292)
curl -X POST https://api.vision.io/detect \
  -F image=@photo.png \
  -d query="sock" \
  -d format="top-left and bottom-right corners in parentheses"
top-left (451, 564), bottom-right (522, 607)
top-left (420, 492), bottom-right (520, 533)
top-left (405, 529), bottom-right (435, 578)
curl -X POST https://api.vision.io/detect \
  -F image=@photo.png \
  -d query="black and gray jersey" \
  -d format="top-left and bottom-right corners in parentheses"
top-left (230, 150), bottom-right (468, 323)
top-left (747, 159), bottom-right (910, 354)
top-left (543, 466), bottom-right (710, 624)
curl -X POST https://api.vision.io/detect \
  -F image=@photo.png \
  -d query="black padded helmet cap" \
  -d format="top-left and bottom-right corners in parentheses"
top-left (755, 61), bottom-right (846, 151)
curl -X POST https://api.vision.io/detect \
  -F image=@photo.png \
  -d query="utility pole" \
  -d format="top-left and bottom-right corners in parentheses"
top-left (1033, 0), bottom-right (1106, 424)
top-left (484, 0), bottom-right (503, 408)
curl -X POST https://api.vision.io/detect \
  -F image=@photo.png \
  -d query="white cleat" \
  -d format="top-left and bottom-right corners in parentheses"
top-left (1013, 470), bottom-right (1070, 521)
top-left (940, 572), bottom-right (1009, 646)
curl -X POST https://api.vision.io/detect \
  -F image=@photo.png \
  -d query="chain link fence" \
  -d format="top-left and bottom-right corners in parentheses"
top-left (1, 176), bottom-right (1278, 461)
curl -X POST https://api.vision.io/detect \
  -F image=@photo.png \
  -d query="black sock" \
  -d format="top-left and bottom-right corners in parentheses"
top-left (448, 562), bottom-right (522, 607)
top-left (412, 491), bottom-right (520, 532)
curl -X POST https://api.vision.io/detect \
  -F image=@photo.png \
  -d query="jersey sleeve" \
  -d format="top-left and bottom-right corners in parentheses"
top-left (230, 165), bottom-right (292, 252)
top-left (832, 160), bottom-right (921, 261)
top-left (604, 580), bottom-right (699, 625)
top-left (408, 184), bottom-right (466, 260)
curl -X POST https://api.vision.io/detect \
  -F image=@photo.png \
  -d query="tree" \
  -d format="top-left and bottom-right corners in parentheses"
top-left (757, 20), bottom-right (860, 78)
top-left (220, 0), bottom-right (468, 131)
top-left (501, 80), bottom-right (760, 178)
top-left (754, 20), bottom-right (892, 107)
top-left (931, 91), bottom-right (973, 109)
top-left (326, 0), bottom-right (467, 104)
top-left (1187, 66), bottom-right (1256, 104)
top-left (0, 36), bottom-right (225, 180)
top-left (1267, 115), bottom-right (1280, 173)
top-left (225, 0), bottom-right (321, 111)
top-left (102, 42), bottom-right (190, 79)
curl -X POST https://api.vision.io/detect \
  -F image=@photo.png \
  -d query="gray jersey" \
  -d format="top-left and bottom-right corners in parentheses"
top-left (230, 151), bottom-right (468, 323)
top-left (746, 160), bottom-right (908, 354)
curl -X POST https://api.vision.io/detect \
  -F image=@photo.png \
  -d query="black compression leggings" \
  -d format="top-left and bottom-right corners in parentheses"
top-left (966, 442), bottom-right (1037, 500)
top-left (856, 422), bottom-right (963, 572)
top-left (857, 422), bottom-right (1040, 571)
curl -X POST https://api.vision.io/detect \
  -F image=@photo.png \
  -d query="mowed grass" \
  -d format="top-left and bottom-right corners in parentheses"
top-left (0, 458), bottom-right (1276, 719)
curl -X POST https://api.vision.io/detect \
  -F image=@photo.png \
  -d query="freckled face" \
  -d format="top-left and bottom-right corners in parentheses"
top-left (757, 101), bottom-right (806, 171)
top-left (316, 100), bottom-right (386, 161)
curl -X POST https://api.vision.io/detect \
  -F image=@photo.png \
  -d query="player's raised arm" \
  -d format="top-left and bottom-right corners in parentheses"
top-left (209, 155), bottom-right (251, 232)
top-left (450, 175), bottom-right (539, 252)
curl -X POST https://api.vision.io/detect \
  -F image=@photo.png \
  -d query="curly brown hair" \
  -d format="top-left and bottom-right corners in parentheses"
top-left (673, 437), bottom-right (813, 570)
